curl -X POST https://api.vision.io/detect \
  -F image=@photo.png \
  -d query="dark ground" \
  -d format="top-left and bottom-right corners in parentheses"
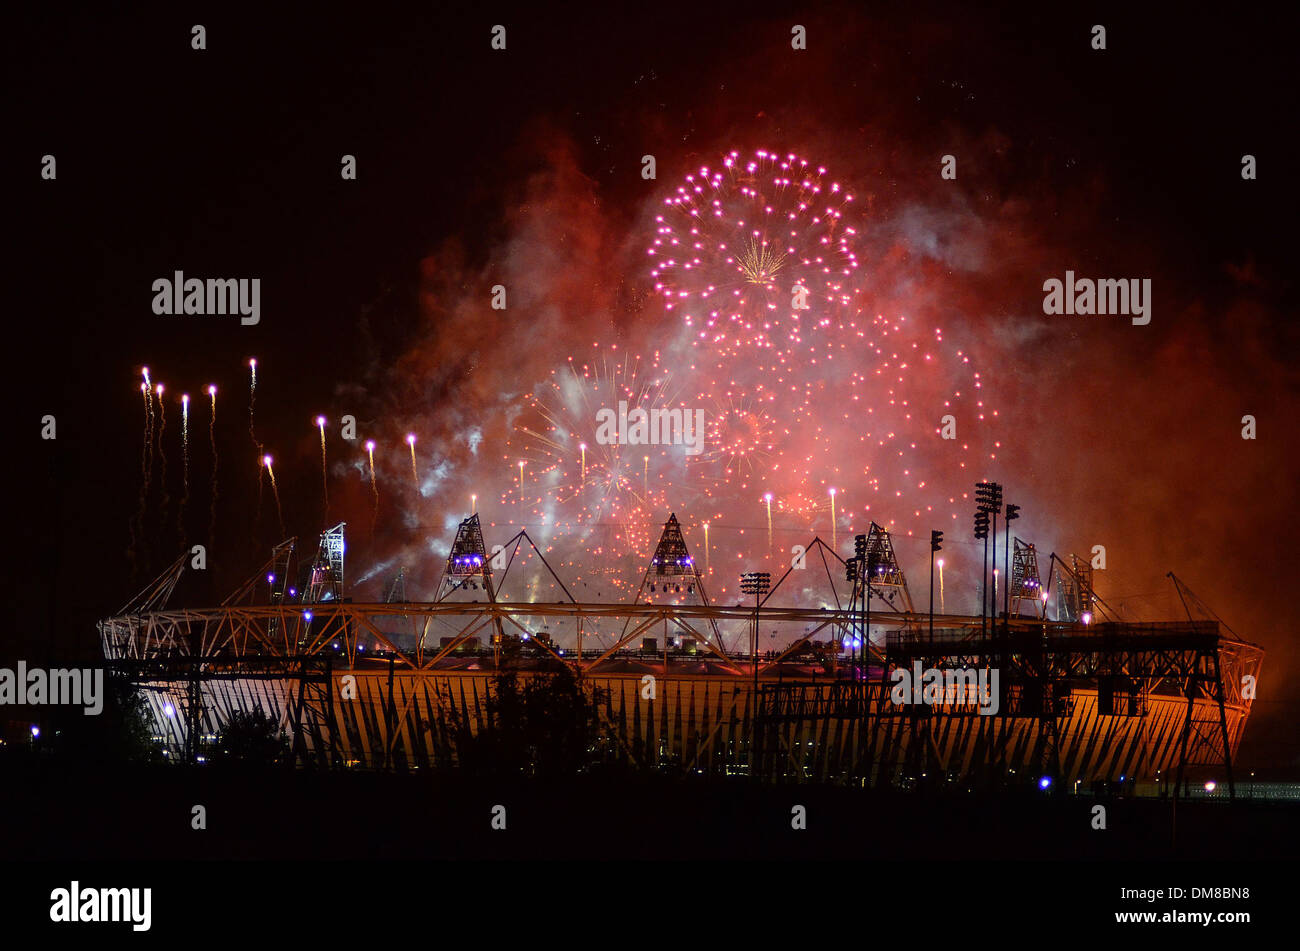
top-left (4, 760), bottom-right (1297, 862)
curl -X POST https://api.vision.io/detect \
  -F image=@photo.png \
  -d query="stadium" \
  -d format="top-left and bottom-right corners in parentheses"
top-left (99, 509), bottom-right (1263, 795)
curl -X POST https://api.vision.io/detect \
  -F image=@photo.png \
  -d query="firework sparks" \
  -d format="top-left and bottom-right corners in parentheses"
top-left (263, 454), bottom-right (284, 537)
top-left (407, 433), bottom-right (419, 492)
top-left (316, 416), bottom-right (329, 514)
top-left (829, 487), bottom-right (837, 550)
top-left (141, 368), bottom-right (154, 481)
top-left (155, 384), bottom-right (169, 526)
top-left (738, 234), bottom-right (788, 285)
top-left (644, 147), bottom-right (995, 548)
top-left (132, 376), bottom-right (151, 568)
top-left (650, 149), bottom-right (860, 360)
top-left (365, 439), bottom-right (378, 529)
top-left (506, 348), bottom-right (686, 569)
top-left (178, 393), bottom-right (190, 541)
top-left (763, 492), bottom-right (773, 551)
top-left (937, 557), bottom-right (945, 613)
top-left (248, 357), bottom-right (259, 452)
top-left (208, 385), bottom-right (218, 549)
top-left (121, 146), bottom-right (1003, 616)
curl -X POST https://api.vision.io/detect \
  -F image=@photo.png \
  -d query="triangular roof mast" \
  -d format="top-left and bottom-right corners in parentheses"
top-left (303, 523), bottom-right (346, 604)
top-left (433, 513), bottom-right (507, 651)
top-left (437, 514), bottom-right (495, 599)
top-left (590, 513), bottom-right (733, 668)
top-left (854, 521), bottom-right (914, 614)
top-left (1009, 539), bottom-right (1045, 618)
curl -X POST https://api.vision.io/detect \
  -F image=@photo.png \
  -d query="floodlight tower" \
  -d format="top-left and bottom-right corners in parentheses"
top-left (929, 530), bottom-right (944, 643)
top-left (1003, 503), bottom-right (1020, 619)
top-left (740, 569), bottom-right (771, 775)
top-left (973, 509), bottom-right (990, 634)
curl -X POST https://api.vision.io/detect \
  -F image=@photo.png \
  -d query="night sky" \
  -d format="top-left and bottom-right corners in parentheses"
top-left (9, 3), bottom-right (1299, 771)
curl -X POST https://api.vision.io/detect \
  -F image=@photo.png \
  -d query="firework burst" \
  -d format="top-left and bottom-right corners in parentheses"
top-left (649, 149), bottom-right (861, 360)
top-left (504, 348), bottom-right (708, 595)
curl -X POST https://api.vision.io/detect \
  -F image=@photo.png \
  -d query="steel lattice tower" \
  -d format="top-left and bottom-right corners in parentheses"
top-left (1009, 539), bottom-right (1044, 618)
top-left (304, 522), bottom-right (346, 603)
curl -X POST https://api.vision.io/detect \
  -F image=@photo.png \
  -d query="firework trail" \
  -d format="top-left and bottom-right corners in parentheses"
top-left (764, 493), bottom-right (773, 551)
top-left (207, 385), bottom-right (218, 548)
top-left (248, 358), bottom-right (258, 448)
top-left (141, 367), bottom-right (154, 480)
top-left (254, 445), bottom-right (264, 544)
top-left (155, 384), bottom-right (169, 527)
top-left (178, 393), bottom-right (190, 543)
top-left (316, 416), bottom-right (329, 515)
top-left (829, 487), bottom-right (837, 550)
top-left (131, 376), bottom-right (152, 569)
top-left (263, 454), bottom-right (285, 538)
top-left (365, 440), bottom-right (378, 532)
top-left (938, 558), bottom-right (945, 613)
top-left (406, 434), bottom-right (419, 493)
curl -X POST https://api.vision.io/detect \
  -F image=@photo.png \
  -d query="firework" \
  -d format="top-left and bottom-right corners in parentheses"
top-left (688, 392), bottom-right (776, 492)
top-left (155, 384), bottom-right (169, 526)
top-left (248, 358), bottom-right (258, 447)
top-left (263, 454), bottom-right (284, 537)
top-left (763, 492), bottom-right (773, 550)
top-left (121, 147), bottom-right (1003, 619)
top-left (506, 348), bottom-right (687, 564)
top-left (828, 486), bottom-right (837, 550)
top-left (316, 416), bottom-right (329, 514)
top-left (141, 368), bottom-right (154, 480)
top-left (407, 434), bottom-right (419, 492)
top-left (208, 385), bottom-right (218, 549)
top-left (937, 557), bottom-right (945, 613)
top-left (365, 440), bottom-right (378, 529)
top-left (132, 377), bottom-right (151, 569)
top-left (644, 148), bottom-right (996, 546)
top-left (649, 149), bottom-right (861, 361)
top-left (178, 393), bottom-right (190, 541)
